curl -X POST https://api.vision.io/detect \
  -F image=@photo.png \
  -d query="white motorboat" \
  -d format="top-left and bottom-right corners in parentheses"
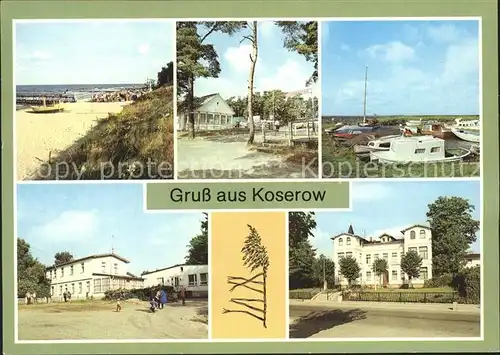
top-left (451, 127), bottom-right (480, 143)
top-left (354, 134), bottom-right (401, 154)
top-left (370, 135), bottom-right (471, 163)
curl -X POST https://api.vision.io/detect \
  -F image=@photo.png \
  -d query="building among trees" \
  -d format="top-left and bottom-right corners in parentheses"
top-left (45, 253), bottom-right (144, 300)
top-left (332, 224), bottom-right (433, 287)
top-left (141, 264), bottom-right (208, 297)
top-left (177, 93), bottom-right (235, 131)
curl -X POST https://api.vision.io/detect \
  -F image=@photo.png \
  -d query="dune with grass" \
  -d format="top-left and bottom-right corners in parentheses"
top-left (17, 85), bottom-right (174, 180)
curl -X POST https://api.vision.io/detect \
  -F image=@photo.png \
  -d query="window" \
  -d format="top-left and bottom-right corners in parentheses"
top-left (157, 277), bottom-right (164, 285)
top-left (408, 247), bottom-right (417, 253)
top-left (392, 252), bottom-right (398, 258)
top-left (346, 237), bottom-right (351, 246)
top-left (200, 273), bottom-right (208, 285)
top-left (366, 254), bottom-right (371, 264)
top-left (188, 274), bottom-right (198, 286)
top-left (94, 279), bottom-right (102, 293)
top-left (410, 231), bottom-right (416, 239)
top-left (86, 281), bottom-right (91, 293)
top-left (420, 267), bottom-right (428, 280)
top-left (392, 270), bottom-right (398, 280)
top-left (338, 252), bottom-right (345, 259)
top-left (338, 238), bottom-right (343, 246)
top-left (383, 253), bottom-right (388, 261)
top-left (419, 229), bottom-right (426, 238)
top-left (51, 286), bottom-right (55, 296)
top-left (414, 148), bottom-right (425, 154)
top-left (59, 286), bottom-right (63, 295)
top-left (419, 246), bottom-right (428, 259)
top-left (78, 282), bottom-right (82, 294)
top-left (366, 271), bottom-right (372, 281)
top-left (53, 269), bottom-right (57, 279)
top-left (180, 267), bottom-right (184, 272)
top-left (81, 263), bottom-right (85, 273)
top-left (430, 147), bottom-right (441, 153)
top-left (71, 283), bottom-right (75, 294)
top-left (113, 263), bottom-right (118, 274)
top-left (346, 252), bottom-right (353, 258)
top-left (174, 277), bottom-right (180, 286)
top-left (102, 278), bottom-right (110, 292)
top-left (61, 268), bottom-right (64, 277)
top-left (69, 265), bottom-right (73, 276)
top-left (374, 253), bottom-right (379, 260)
top-left (101, 262), bottom-right (106, 273)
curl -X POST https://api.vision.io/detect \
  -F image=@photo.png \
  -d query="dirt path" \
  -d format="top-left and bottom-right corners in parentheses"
top-left (177, 135), bottom-right (315, 179)
top-left (18, 301), bottom-right (208, 340)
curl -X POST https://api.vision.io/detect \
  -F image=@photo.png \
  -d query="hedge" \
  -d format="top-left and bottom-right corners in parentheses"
top-left (423, 266), bottom-right (480, 304)
top-left (104, 285), bottom-right (178, 302)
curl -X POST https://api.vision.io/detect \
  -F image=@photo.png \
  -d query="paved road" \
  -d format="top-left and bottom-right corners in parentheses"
top-left (289, 303), bottom-right (481, 339)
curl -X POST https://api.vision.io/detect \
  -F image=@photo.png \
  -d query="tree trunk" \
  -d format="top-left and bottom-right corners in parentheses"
top-left (262, 271), bottom-right (267, 328)
top-left (247, 21), bottom-right (258, 145)
top-left (188, 74), bottom-right (195, 139)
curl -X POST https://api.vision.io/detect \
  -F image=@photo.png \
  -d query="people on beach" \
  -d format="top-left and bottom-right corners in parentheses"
top-left (90, 88), bottom-right (148, 103)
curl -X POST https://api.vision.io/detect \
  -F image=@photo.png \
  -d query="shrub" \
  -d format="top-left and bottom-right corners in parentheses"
top-left (424, 273), bottom-right (453, 288)
top-left (453, 266), bottom-right (480, 304)
top-left (104, 285), bottom-right (177, 302)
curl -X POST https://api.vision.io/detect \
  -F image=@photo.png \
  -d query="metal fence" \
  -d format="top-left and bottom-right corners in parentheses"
top-left (342, 291), bottom-right (459, 303)
top-left (289, 289), bottom-right (321, 300)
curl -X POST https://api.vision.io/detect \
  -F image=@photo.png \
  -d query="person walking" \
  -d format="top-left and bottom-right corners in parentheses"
top-left (180, 286), bottom-right (186, 306)
top-left (63, 290), bottom-right (68, 302)
top-left (25, 291), bottom-right (31, 305)
top-left (160, 289), bottom-right (167, 309)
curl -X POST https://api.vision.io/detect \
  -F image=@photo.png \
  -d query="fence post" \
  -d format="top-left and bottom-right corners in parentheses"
top-left (262, 124), bottom-right (266, 143)
top-left (377, 292), bottom-right (381, 302)
top-left (399, 292), bottom-right (402, 303)
top-left (424, 293), bottom-right (427, 303)
top-left (358, 292), bottom-right (361, 301)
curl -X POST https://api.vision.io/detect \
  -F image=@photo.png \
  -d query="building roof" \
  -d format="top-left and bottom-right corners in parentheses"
top-left (46, 253), bottom-right (130, 270)
top-left (177, 93), bottom-right (221, 112)
top-left (465, 253), bottom-right (480, 259)
top-left (140, 263), bottom-right (208, 276)
top-left (331, 232), bottom-right (370, 243)
top-left (400, 224), bottom-right (431, 233)
top-left (378, 233), bottom-right (398, 241)
top-left (92, 272), bottom-right (144, 281)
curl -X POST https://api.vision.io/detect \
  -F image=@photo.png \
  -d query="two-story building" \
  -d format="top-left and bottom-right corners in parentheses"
top-left (332, 224), bottom-right (433, 287)
top-left (141, 264), bottom-right (208, 297)
top-left (45, 253), bottom-right (144, 300)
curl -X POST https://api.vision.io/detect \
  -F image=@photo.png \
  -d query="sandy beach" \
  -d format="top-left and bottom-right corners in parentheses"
top-left (16, 101), bottom-right (129, 180)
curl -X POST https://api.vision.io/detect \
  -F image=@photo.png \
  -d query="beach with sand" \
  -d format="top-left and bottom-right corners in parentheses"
top-left (16, 101), bottom-right (129, 180)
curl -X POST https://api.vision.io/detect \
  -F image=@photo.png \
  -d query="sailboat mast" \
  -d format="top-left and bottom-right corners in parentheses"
top-left (363, 65), bottom-right (368, 123)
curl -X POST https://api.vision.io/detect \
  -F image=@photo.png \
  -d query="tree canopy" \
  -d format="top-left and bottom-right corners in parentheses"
top-left (17, 238), bottom-right (50, 298)
top-left (401, 250), bottom-right (423, 283)
top-left (426, 196), bottom-right (480, 276)
top-left (157, 61), bottom-right (174, 87)
top-left (338, 256), bottom-right (361, 286)
top-left (275, 21), bottom-right (318, 84)
top-left (54, 251), bottom-right (74, 266)
top-left (372, 258), bottom-right (388, 285)
top-left (185, 212), bottom-right (209, 265)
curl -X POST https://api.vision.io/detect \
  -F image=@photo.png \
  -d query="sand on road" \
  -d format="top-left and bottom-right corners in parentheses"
top-left (289, 304), bottom-right (481, 338)
top-left (18, 300), bottom-right (208, 340)
top-left (177, 135), bottom-right (316, 179)
top-left (15, 102), bottom-right (128, 180)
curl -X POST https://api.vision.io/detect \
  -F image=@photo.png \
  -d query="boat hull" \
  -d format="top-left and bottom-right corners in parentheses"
top-left (451, 128), bottom-right (480, 143)
top-left (31, 106), bottom-right (64, 114)
top-left (421, 130), bottom-right (454, 139)
top-left (370, 148), bottom-right (470, 164)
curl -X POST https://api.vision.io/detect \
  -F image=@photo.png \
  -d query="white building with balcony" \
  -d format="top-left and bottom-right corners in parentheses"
top-left (332, 224), bottom-right (433, 287)
top-left (141, 264), bottom-right (208, 297)
top-left (45, 253), bottom-right (144, 300)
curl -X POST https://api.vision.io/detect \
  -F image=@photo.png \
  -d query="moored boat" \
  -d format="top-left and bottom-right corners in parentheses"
top-left (353, 134), bottom-right (401, 154)
top-left (451, 127), bottom-right (480, 143)
top-left (369, 135), bottom-right (471, 163)
top-left (446, 118), bottom-right (480, 131)
top-left (421, 122), bottom-right (454, 139)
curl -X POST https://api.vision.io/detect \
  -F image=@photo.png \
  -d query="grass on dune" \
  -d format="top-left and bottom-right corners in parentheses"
top-left (34, 86), bottom-right (174, 180)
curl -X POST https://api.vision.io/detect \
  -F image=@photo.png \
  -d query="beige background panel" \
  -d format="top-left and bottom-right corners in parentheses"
top-left (211, 212), bottom-right (287, 339)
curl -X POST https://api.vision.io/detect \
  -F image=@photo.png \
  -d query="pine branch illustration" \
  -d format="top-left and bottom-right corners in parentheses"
top-left (222, 224), bottom-right (269, 329)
